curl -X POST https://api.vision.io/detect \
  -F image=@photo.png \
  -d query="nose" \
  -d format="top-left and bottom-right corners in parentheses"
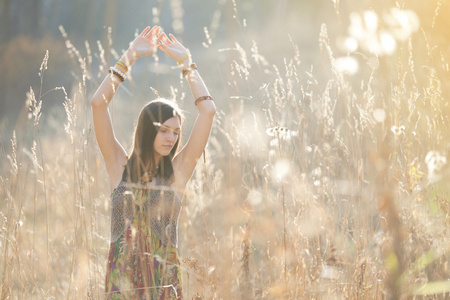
top-left (166, 131), bottom-right (176, 142)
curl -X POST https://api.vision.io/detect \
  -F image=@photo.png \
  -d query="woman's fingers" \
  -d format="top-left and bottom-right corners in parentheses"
top-left (158, 43), bottom-right (168, 53)
top-left (163, 33), bottom-right (171, 44)
top-left (159, 32), bottom-right (171, 44)
top-left (139, 25), bottom-right (160, 42)
top-left (169, 34), bottom-right (178, 43)
top-left (155, 33), bottom-right (164, 45)
top-left (146, 26), bottom-right (159, 39)
top-left (140, 26), bottom-right (178, 44)
top-left (140, 26), bottom-right (151, 37)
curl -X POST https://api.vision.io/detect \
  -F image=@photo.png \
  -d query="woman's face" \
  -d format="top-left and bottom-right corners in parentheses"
top-left (153, 116), bottom-right (181, 160)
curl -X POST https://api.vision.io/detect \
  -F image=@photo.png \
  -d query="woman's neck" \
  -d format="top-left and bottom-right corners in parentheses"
top-left (145, 157), bottom-right (160, 174)
top-left (154, 155), bottom-right (161, 166)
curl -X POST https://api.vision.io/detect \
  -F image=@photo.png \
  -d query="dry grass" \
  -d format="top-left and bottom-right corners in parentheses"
top-left (1, 1), bottom-right (449, 299)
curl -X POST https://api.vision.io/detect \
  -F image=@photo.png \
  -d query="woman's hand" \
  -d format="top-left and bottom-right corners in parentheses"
top-left (126, 26), bottom-right (162, 61)
top-left (158, 33), bottom-right (191, 65)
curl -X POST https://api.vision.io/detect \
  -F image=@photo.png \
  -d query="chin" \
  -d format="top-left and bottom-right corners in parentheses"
top-left (156, 147), bottom-right (174, 157)
top-left (160, 150), bottom-right (172, 157)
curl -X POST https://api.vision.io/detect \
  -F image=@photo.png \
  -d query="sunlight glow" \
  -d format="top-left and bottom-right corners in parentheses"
top-left (425, 151), bottom-right (447, 183)
top-left (363, 10), bottom-right (379, 33)
top-left (334, 56), bottom-right (359, 75)
top-left (344, 37), bottom-right (358, 52)
top-left (385, 8), bottom-right (420, 41)
top-left (347, 9), bottom-right (419, 56)
top-left (247, 190), bottom-right (263, 206)
top-left (320, 265), bottom-right (339, 279)
top-left (379, 31), bottom-right (396, 55)
top-left (349, 12), bottom-right (364, 40)
top-left (373, 108), bottom-right (386, 123)
top-left (2, 2), bottom-right (447, 298)
top-left (273, 159), bottom-right (291, 180)
top-left (391, 125), bottom-right (405, 135)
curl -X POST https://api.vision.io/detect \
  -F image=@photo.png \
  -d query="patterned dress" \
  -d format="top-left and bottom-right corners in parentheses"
top-left (105, 185), bottom-right (183, 299)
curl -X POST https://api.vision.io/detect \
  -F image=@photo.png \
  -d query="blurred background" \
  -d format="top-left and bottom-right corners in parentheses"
top-left (0, 0), bottom-right (340, 134)
top-left (1, 0), bottom-right (449, 299)
top-left (1, 0), bottom-right (450, 136)
top-left (1, 0), bottom-right (450, 139)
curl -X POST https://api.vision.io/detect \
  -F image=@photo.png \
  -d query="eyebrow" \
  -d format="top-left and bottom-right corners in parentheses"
top-left (160, 124), bottom-right (181, 131)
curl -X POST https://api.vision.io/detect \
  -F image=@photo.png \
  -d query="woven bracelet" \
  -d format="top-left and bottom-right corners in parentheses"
top-left (114, 61), bottom-right (129, 74)
top-left (195, 96), bottom-right (213, 106)
top-left (182, 63), bottom-right (197, 77)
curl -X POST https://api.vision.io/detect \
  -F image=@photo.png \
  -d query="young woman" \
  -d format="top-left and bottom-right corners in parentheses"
top-left (91, 25), bottom-right (216, 299)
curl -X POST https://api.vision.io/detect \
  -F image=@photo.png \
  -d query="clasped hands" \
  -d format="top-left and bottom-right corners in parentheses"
top-left (127, 25), bottom-right (191, 66)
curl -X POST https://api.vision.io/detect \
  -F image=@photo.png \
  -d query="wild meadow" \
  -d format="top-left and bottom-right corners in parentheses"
top-left (0, 1), bottom-right (449, 299)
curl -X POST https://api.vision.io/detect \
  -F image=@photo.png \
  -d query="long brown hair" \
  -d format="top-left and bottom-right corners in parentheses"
top-left (122, 98), bottom-right (184, 183)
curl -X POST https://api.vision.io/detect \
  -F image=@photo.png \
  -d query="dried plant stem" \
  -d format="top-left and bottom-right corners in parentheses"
top-left (201, 163), bottom-right (210, 288)
top-left (376, 140), bottom-right (405, 300)
top-left (67, 145), bottom-right (79, 300)
top-left (36, 51), bottom-right (50, 283)
top-left (32, 167), bottom-right (37, 283)
top-left (1, 183), bottom-right (15, 299)
top-left (1, 133), bottom-right (22, 299)
top-left (36, 128), bottom-right (50, 282)
top-left (240, 218), bottom-right (253, 299)
top-left (384, 191), bottom-right (404, 300)
top-left (281, 182), bottom-right (287, 293)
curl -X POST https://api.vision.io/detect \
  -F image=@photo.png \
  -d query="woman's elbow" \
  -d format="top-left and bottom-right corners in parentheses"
top-left (207, 106), bottom-right (217, 116)
top-left (91, 95), bottom-right (106, 109)
top-left (204, 102), bottom-right (217, 116)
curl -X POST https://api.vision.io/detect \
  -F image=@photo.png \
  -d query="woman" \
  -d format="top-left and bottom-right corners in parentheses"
top-left (91, 25), bottom-right (216, 299)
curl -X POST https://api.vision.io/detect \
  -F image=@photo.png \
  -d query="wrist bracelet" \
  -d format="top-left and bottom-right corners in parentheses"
top-left (108, 66), bottom-right (125, 82)
top-left (177, 55), bottom-right (191, 65)
top-left (195, 96), bottom-right (213, 106)
top-left (114, 61), bottom-right (129, 74)
top-left (182, 63), bottom-right (197, 77)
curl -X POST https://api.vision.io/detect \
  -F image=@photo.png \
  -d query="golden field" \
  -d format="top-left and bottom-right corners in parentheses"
top-left (0, 1), bottom-right (449, 299)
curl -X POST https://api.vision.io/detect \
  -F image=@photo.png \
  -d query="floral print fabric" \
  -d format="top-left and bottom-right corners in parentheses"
top-left (105, 188), bottom-right (182, 299)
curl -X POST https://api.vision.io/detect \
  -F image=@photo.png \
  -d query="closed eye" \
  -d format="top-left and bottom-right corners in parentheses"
top-left (159, 125), bottom-right (180, 135)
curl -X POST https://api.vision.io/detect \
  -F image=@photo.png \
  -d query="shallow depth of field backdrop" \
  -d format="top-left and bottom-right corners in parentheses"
top-left (1, 0), bottom-right (449, 299)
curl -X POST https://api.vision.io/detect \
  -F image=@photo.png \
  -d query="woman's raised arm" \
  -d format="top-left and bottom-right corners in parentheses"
top-left (91, 26), bottom-right (162, 187)
top-left (158, 33), bottom-right (217, 186)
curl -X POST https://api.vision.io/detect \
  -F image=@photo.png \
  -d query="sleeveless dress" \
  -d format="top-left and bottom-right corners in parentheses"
top-left (105, 178), bottom-right (183, 299)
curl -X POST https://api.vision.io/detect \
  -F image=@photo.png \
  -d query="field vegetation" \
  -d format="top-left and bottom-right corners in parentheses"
top-left (1, 0), bottom-right (449, 299)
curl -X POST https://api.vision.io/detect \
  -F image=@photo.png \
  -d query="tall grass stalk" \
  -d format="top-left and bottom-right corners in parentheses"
top-left (37, 50), bottom-right (50, 282)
